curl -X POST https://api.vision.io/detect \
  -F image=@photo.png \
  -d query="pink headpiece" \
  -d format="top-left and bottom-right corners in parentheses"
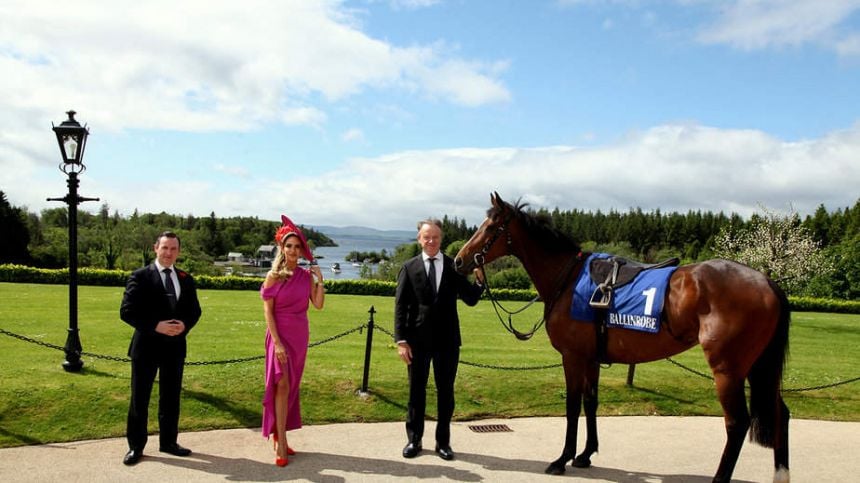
top-left (275, 215), bottom-right (314, 262)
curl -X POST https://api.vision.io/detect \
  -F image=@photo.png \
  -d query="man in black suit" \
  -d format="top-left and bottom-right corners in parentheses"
top-left (394, 218), bottom-right (484, 461)
top-left (120, 231), bottom-right (202, 466)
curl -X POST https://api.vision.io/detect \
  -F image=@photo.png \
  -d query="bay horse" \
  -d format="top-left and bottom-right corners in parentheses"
top-left (454, 193), bottom-right (791, 483)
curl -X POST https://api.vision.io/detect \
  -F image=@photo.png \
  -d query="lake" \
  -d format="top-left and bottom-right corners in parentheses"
top-left (312, 234), bottom-right (415, 280)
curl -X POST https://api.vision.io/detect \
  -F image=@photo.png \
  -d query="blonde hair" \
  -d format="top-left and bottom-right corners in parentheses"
top-left (268, 235), bottom-right (298, 280)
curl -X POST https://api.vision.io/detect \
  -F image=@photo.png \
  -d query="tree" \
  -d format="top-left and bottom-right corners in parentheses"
top-left (372, 241), bottom-right (421, 281)
top-left (0, 191), bottom-right (31, 264)
top-left (201, 211), bottom-right (224, 257)
top-left (714, 205), bottom-right (833, 295)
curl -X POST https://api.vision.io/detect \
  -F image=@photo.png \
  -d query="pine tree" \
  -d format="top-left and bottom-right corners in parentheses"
top-left (0, 191), bottom-right (31, 264)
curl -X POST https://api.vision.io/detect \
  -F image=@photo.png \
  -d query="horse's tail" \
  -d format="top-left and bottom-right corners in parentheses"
top-left (747, 279), bottom-right (791, 448)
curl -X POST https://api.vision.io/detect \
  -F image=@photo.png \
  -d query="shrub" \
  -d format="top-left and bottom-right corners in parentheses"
top-left (1, 264), bottom-right (857, 311)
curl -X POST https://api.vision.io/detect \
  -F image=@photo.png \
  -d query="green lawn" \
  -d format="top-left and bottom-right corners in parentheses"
top-left (0, 282), bottom-right (858, 448)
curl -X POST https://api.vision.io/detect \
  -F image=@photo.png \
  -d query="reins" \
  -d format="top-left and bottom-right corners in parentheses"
top-left (482, 275), bottom-right (543, 341)
top-left (473, 212), bottom-right (583, 341)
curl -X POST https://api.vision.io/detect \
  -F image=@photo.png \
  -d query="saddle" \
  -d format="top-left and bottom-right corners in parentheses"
top-left (587, 256), bottom-right (680, 363)
top-left (588, 256), bottom-right (680, 309)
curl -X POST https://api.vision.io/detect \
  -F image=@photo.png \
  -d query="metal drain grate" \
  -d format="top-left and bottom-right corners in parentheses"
top-left (468, 424), bottom-right (513, 433)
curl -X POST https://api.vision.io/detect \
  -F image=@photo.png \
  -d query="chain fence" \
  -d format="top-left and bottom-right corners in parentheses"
top-left (2, 321), bottom-right (858, 392)
top-left (663, 356), bottom-right (860, 392)
top-left (0, 324), bottom-right (366, 366)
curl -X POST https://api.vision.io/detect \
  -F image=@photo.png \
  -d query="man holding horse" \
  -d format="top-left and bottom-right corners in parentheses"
top-left (394, 218), bottom-right (485, 461)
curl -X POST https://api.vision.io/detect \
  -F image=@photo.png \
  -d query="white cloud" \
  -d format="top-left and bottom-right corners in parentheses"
top-left (214, 164), bottom-right (251, 178)
top-left (2, 1), bottom-right (857, 232)
top-left (836, 33), bottom-right (860, 56)
top-left (415, 58), bottom-right (512, 106)
top-left (341, 128), bottom-right (365, 143)
top-left (94, 122), bottom-right (853, 230)
top-left (282, 107), bottom-right (328, 127)
top-left (389, 0), bottom-right (441, 9)
top-left (14, 122), bottom-right (859, 230)
top-left (697, 0), bottom-right (860, 53)
top-left (555, 0), bottom-right (860, 56)
top-left (0, 0), bottom-right (510, 174)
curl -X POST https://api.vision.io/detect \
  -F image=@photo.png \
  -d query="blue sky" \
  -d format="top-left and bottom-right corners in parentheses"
top-left (2, 0), bottom-right (859, 230)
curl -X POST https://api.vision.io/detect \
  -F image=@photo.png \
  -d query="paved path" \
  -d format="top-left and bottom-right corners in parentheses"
top-left (1, 417), bottom-right (857, 482)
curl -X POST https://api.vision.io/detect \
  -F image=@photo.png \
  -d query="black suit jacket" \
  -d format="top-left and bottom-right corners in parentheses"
top-left (120, 264), bottom-right (202, 360)
top-left (394, 254), bottom-right (483, 351)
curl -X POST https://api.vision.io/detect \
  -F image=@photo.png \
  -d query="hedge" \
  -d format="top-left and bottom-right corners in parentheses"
top-left (1, 264), bottom-right (858, 312)
top-left (0, 264), bottom-right (398, 296)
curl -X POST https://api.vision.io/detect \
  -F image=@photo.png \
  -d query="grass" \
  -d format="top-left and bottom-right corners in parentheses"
top-left (0, 282), bottom-right (858, 448)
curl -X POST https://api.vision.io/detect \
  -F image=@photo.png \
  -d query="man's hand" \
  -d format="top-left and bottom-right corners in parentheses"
top-left (473, 267), bottom-right (486, 285)
top-left (156, 319), bottom-right (185, 336)
top-left (397, 341), bottom-right (412, 365)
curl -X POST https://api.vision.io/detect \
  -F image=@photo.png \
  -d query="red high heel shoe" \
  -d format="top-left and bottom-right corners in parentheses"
top-left (275, 456), bottom-right (288, 467)
top-left (273, 433), bottom-right (296, 455)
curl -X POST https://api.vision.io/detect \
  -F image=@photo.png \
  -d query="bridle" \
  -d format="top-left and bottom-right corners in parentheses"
top-left (472, 212), bottom-right (513, 269)
top-left (471, 211), bottom-right (582, 341)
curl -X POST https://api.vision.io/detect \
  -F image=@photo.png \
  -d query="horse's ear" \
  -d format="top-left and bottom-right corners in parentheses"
top-left (491, 191), bottom-right (503, 206)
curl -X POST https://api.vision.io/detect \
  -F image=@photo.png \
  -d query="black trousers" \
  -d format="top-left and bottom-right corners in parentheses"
top-left (405, 347), bottom-right (459, 446)
top-left (127, 354), bottom-right (185, 450)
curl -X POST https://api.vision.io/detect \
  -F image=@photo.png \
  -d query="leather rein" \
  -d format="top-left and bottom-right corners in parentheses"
top-left (471, 213), bottom-right (583, 340)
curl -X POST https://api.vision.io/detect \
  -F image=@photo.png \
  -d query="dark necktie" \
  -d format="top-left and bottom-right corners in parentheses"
top-left (163, 268), bottom-right (177, 310)
top-left (427, 257), bottom-right (437, 298)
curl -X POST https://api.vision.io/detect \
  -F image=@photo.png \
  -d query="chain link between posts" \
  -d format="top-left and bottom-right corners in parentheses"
top-left (2, 324), bottom-right (858, 391)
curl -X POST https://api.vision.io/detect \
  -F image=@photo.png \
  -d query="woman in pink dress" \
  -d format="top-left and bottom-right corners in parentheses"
top-left (261, 215), bottom-right (325, 467)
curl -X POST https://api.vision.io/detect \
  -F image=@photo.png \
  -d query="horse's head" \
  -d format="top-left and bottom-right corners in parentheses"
top-left (454, 192), bottom-right (516, 275)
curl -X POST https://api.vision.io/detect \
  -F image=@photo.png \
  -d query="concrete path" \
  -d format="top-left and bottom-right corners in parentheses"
top-left (1, 417), bottom-right (857, 482)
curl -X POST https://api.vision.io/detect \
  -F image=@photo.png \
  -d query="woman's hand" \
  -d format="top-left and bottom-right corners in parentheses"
top-left (310, 264), bottom-right (323, 283)
top-left (275, 343), bottom-right (288, 364)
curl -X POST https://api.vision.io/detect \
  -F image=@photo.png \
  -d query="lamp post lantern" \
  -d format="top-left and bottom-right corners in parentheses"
top-left (47, 110), bottom-right (99, 372)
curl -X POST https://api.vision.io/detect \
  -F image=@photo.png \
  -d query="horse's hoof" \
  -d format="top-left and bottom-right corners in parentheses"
top-left (572, 455), bottom-right (592, 468)
top-left (774, 466), bottom-right (790, 483)
top-left (544, 463), bottom-right (566, 475)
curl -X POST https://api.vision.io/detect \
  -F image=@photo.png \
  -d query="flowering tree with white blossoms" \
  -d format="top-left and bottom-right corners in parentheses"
top-left (714, 205), bottom-right (833, 295)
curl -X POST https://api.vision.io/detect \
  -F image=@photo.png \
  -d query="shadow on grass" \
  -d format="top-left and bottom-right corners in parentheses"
top-left (359, 389), bottom-right (407, 414)
top-left (0, 425), bottom-right (43, 446)
top-left (80, 365), bottom-right (124, 379)
top-left (183, 389), bottom-right (259, 426)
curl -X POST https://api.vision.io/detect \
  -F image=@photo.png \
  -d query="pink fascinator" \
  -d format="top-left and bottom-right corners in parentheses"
top-left (275, 215), bottom-right (314, 262)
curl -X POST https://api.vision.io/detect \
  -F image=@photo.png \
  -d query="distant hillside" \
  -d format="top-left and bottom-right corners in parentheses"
top-left (311, 225), bottom-right (414, 241)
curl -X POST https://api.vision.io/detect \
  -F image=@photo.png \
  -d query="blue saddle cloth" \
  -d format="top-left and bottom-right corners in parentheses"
top-left (570, 253), bottom-right (678, 333)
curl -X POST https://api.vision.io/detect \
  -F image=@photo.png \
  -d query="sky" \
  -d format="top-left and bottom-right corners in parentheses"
top-left (1, 0), bottom-right (859, 231)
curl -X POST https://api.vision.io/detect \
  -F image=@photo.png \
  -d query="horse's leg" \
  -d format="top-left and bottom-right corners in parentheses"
top-left (545, 355), bottom-right (583, 475)
top-left (573, 362), bottom-right (600, 468)
top-left (712, 373), bottom-right (750, 483)
top-left (773, 396), bottom-right (790, 482)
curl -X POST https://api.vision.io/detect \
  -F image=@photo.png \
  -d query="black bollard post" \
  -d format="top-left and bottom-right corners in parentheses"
top-left (359, 305), bottom-right (376, 396)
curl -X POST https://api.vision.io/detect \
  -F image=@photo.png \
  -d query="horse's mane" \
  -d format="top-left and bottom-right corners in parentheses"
top-left (488, 199), bottom-right (581, 254)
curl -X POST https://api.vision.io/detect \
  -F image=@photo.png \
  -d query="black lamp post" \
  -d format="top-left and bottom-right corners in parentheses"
top-left (47, 110), bottom-right (99, 372)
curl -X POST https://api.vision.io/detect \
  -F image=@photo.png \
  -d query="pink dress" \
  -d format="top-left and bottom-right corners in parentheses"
top-left (261, 268), bottom-right (311, 437)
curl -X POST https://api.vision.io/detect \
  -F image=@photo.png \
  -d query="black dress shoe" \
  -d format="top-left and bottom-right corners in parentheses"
top-left (435, 444), bottom-right (454, 460)
top-left (123, 449), bottom-right (143, 466)
top-left (402, 442), bottom-right (422, 458)
top-left (159, 444), bottom-right (192, 457)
